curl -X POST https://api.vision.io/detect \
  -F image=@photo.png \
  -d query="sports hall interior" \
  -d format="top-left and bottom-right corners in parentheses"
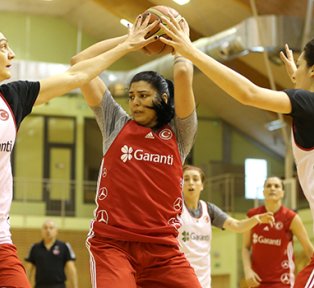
top-left (1, 0), bottom-right (313, 287)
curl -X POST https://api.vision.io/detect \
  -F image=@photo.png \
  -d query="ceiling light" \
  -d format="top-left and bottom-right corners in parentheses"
top-left (108, 74), bottom-right (117, 82)
top-left (120, 19), bottom-right (132, 28)
top-left (172, 0), bottom-right (190, 5)
top-left (265, 119), bottom-right (286, 131)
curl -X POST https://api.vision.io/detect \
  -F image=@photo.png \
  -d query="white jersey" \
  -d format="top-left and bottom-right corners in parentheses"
top-left (291, 133), bottom-right (314, 231)
top-left (0, 95), bottom-right (16, 244)
top-left (178, 200), bottom-right (212, 288)
top-left (0, 81), bottom-right (39, 245)
top-left (284, 89), bottom-right (314, 232)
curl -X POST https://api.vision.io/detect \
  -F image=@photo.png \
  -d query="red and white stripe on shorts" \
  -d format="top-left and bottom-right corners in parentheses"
top-left (295, 255), bottom-right (314, 288)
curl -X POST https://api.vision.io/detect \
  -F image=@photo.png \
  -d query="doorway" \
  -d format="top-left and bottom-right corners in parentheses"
top-left (44, 116), bottom-right (76, 216)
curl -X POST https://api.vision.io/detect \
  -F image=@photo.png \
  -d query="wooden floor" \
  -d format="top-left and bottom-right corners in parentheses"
top-left (212, 274), bottom-right (230, 288)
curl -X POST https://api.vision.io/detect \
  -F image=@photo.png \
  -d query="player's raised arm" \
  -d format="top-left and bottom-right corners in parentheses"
top-left (36, 14), bottom-right (159, 106)
top-left (158, 15), bottom-right (292, 114)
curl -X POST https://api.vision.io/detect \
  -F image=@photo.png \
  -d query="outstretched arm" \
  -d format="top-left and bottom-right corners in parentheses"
top-left (172, 17), bottom-right (194, 118)
top-left (223, 212), bottom-right (274, 233)
top-left (159, 16), bottom-right (292, 114)
top-left (35, 15), bottom-right (158, 106)
top-left (70, 35), bottom-right (127, 106)
top-left (242, 231), bottom-right (262, 287)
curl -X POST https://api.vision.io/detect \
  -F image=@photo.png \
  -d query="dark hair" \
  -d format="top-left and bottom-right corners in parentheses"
top-left (129, 71), bottom-right (174, 129)
top-left (263, 176), bottom-right (284, 190)
top-left (303, 39), bottom-right (314, 67)
top-left (183, 165), bottom-right (206, 183)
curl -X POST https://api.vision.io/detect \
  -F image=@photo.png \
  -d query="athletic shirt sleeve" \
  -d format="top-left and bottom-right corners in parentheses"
top-left (284, 208), bottom-right (297, 228)
top-left (0, 81), bottom-right (40, 129)
top-left (207, 202), bottom-right (229, 229)
top-left (64, 242), bottom-right (76, 261)
top-left (92, 90), bottom-right (197, 159)
top-left (284, 89), bottom-right (314, 148)
top-left (24, 243), bottom-right (36, 264)
top-left (170, 111), bottom-right (197, 162)
top-left (91, 89), bottom-right (130, 153)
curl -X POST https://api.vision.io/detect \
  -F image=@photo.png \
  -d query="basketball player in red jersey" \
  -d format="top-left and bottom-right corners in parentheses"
top-left (71, 14), bottom-right (201, 288)
top-left (160, 15), bottom-right (314, 288)
top-left (0, 18), bottom-right (158, 288)
top-left (242, 177), bottom-right (313, 288)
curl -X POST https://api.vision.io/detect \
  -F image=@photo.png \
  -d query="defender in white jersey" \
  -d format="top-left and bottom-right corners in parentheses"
top-left (178, 165), bottom-right (274, 288)
top-left (159, 19), bottom-right (314, 288)
top-left (0, 23), bottom-right (159, 287)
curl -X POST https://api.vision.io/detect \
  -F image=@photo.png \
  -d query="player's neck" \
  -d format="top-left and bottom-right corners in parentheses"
top-left (264, 201), bottom-right (281, 213)
top-left (185, 199), bottom-right (200, 210)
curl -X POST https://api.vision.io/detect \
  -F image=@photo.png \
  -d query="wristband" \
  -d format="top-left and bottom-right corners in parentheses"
top-left (174, 58), bottom-right (192, 65)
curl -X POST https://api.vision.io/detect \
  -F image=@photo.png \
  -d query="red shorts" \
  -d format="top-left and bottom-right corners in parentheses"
top-left (0, 244), bottom-right (31, 288)
top-left (256, 284), bottom-right (290, 288)
top-left (295, 254), bottom-right (314, 288)
top-left (86, 236), bottom-right (201, 288)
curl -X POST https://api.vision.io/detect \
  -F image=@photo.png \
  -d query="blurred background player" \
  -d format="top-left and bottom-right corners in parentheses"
top-left (242, 177), bottom-right (313, 288)
top-left (179, 165), bottom-right (274, 288)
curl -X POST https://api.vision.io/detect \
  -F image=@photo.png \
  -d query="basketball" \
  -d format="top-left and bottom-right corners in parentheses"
top-left (140, 6), bottom-right (183, 55)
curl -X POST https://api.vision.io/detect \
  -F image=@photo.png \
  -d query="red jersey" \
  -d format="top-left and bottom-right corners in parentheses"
top-left (248, 206), bottom-right (296, 287)
top-left (90, 120), bottom-right (183, 246)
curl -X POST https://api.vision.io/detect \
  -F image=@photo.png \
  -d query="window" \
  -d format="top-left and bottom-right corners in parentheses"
top-left (245, 158), bottom-right (267, 199)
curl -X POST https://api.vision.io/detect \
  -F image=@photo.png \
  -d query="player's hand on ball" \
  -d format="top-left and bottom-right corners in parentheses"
top-left (139, 6), bottom-right (183, 55)
top-left (280, 44), bottom-right (297, 84)
top-left (125, 14), bottom-right (159, 52)
top-left (158, 16), bottom-right (193, 57)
